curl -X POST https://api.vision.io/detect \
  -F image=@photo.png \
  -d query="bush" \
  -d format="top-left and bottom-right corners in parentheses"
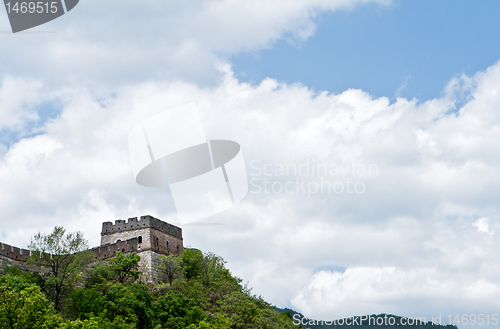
top-left (1, 246), bottom-right (299, 329)
top-left (0, 275), bottom-right (62, 329)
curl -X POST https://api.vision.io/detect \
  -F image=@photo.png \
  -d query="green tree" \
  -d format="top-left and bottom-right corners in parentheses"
top-left (197, 314), bottom-right (233, 329)
top-left (0, 275), bottom-right (62, 329)
top-left (59, 315), bottom-right (134, 329)
top-left (28, 226), bottom-right (91, 311)
top-left (68, 282), bottom-right (154, 329)
top-left (153, 291), bottom-right (205, 329)
top-left (67, 287), bottom-right (106, 320)
top-left (200, 252), bottom-right (225, 288)
top-left (103, 283), bottom-right (154, 329)
top-left (109, 252), bottom-right (141, 283)
top-left (85, 261), bottom-right (114, 287)
top-left (180, 248), bottom-right (203, 281)
top-left (158, 254), bottom-right (182, 285)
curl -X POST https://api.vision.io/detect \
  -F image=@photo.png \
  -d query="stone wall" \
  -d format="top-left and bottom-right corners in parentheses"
top-left (148, 227), bottom-right (183, 256)
top-left (90, 237), bottom-right (139, 261)
top-left (0, 254), bottom-right (29, 274)
top-left (0, 238), bottom-right (177, 284)
top-left (0, 215), bottom-right (183, 284)
top-left (92, 236), bottom-right (180, 284)
top-left (135, 251), bottom-right (171, 284)
top-left (99, 227), bottom-right (182, 257)
top-left (99, 215), bottom-right (183, 283)
top-left (149, 251), bottom-right (167, 283)
top-left (0, 243), bottom-right (50, 275)
top-left (0, 242), bottom-right (31, 262)
top-left (101, 215), bottom-right (182, 243)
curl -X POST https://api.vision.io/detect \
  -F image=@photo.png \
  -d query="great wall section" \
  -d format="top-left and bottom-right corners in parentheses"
top-left (0, 215), bottom-right (183, 283)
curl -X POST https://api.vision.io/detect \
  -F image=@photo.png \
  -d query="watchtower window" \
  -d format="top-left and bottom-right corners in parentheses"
top-left (167, 241), bottom-right (169, 249)
top-left (176, 245), bottom-right (179, 252)
top-left (138, 236), bottom-right (142, 244)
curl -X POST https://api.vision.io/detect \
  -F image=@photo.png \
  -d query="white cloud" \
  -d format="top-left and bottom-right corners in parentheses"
top-left (0, 76), bottom-right (43, 131)
top-left (1, 42), bottom-right (500, 324)
top-left (0, 0), bottom-right (391, 86)
top-left (473, 217), bottom-right (491, 234)
top-left (291, 267), bottom-right (500, 320)
top-left (4, 0), bottom-right (500, 322)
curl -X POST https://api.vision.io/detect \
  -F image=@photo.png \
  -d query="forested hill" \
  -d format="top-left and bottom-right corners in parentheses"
top-left (276, 308), bottom-right (459, 329)
top-left (0, 225), bottom-right (461, 329)
top-left (0, 226), bottom-right (299, 329)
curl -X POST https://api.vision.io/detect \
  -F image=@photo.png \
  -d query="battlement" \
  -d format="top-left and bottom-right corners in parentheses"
top-left (101, 215), bottom-right (182, 239)
top-left (1, 215), bottom-right (183, 284)
top-left (90, 237), bottom-right (139, 261)
top-left (0, 242), bottom-right (31, 262)
top-left (1, 237), bottom-right (142, 265)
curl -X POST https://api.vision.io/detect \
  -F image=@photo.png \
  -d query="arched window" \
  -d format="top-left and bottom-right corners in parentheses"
top-left (176, 245), bottom-right (179, 253)
top-left (138, 236), bottom-right (142, 244)
top-left (116, 239), bottom-right (121, 243)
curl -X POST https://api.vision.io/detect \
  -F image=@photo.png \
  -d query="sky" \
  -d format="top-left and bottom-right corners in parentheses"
top-left (1, 0), bottom-right (500, 327)
top-left (231, 0), bottom-right (500, 102)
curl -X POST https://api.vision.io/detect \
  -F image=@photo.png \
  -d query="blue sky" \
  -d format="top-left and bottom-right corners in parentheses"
top-left (230, 0), bottom-right (500, 102)
top-left (3, 1), bottom-right (500, 325)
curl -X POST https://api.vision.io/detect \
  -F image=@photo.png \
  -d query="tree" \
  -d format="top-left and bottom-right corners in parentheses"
top-left (85, 261), bottom-right (114, 287)
top-left (200, 252), bottom-right (225, 288)
top-left (180, 248), bottom-right (203, 281)
top-left (197, 314), bottom-right (233, 329)
top-left (68, 283), bottom-right (155, 329)
top-left (108, 252), bottom-right (141, 283)
top-left (0, 275), bottom-right (62, 329)
top-left (28, 226), bottom-right (91, 311)
top-left (59, 315), bottom-right (134, 329)
top-left (158, 254), bottom-right (182, 285)
top-left (153, 291), bottom-right (205, 329)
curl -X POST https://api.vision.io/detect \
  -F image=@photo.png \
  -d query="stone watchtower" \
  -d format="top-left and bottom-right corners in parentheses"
top-left (99, 215), bottom-right (183, 283)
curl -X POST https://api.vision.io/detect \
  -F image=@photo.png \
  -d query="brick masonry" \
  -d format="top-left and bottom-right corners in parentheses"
top-left (0, 243), bottom-right (49, 275)
top-left (0, 215), bottom-right (183, 284)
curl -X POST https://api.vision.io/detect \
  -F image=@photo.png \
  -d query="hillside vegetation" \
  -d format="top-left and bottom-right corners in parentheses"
top-left (0, 226), bottom-right (297, 328)
top-left (0, 227), bottom-right (461, 329)
top-left (0, 247), bottom-right (297, 329)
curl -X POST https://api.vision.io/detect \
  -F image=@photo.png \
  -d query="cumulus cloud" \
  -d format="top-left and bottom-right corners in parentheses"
top-left (292, 267), bottom-right (500, 320)
top-left (1, 42), bottom-right (500, 324)
top-left (0, 76), bottom-right (43, 131)
top-left (0, 0), bottom-right (390, 86)
top-left (473, 217), bottom-right (492, 234)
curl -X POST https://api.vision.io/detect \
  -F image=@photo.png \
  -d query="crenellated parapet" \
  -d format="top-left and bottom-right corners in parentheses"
top-left (90, 237), bottom-right (139, 261)
top-left (0, 238), bottom-right (141, 268)
top-left (0, 242), bottom-right (31, 262)
top-left (1, 215), bottom-right (183, 284)
top-left (101, 215), bottom-right (182, 239)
